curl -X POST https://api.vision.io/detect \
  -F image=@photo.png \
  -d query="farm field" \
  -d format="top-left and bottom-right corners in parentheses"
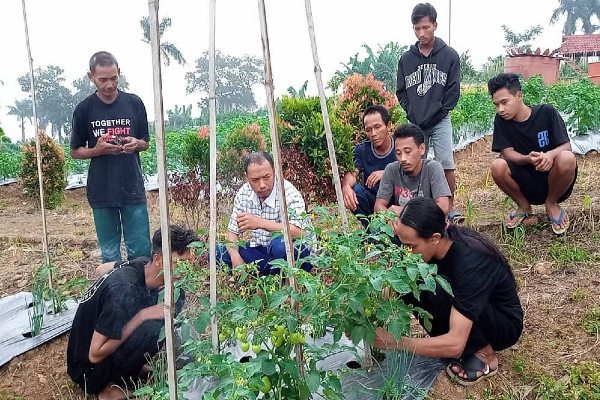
top-left (0, 136), bottom-right (599, 399)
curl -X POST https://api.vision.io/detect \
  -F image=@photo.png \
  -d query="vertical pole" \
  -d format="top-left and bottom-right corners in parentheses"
top-left (148, 1), bottom-right (177, 398)
top-left (448, 0), bottom-right (452, 46)
top-left (303, 0), bottom-right (348, 229)
top-left (208, 0), bottom-right (219, 354)
top-left (256, 0), bottom-right (305, 377)
top-left (21, 0), bottom-right (53, 294)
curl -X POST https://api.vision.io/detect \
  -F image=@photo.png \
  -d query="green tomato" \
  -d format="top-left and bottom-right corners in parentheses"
top-left (219, 332), bottom-right (228, 342)
top-left (272, 335), bottom-right (284, 348)
top-left (364, 308), bottom-right (373, 318)
top-left (240, 342), bottom-right (250, 352)
top-left (252, 344), bottom-right (262, 353)
top-left (259, 376), bottom-right (272, 393)
top-left (235, 327), bottom-right (248, 341)
top-left (290, 332), bottom-right (305, 345)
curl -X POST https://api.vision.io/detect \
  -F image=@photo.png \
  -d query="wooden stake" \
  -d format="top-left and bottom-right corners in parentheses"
top-left (148, 1), bottom-right (177, 398)
top-left (208, 0), bottom-right (219, 354)
top-left (20, 0), bottom-right (53, 290)
top-left (256, 0), bottom-right (305, 377)
top-left (303, 0), bottom-right (348, 229)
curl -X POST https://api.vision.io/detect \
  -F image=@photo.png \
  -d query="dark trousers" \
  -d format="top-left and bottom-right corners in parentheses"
top-left (216, 236), bottom-right (312, 275)
top-left (74, 320), bottom-right (163, 394)
top-left (351, 183), bottom-right (377, 228)
top-left (405, 281), bottom-right (523, 358)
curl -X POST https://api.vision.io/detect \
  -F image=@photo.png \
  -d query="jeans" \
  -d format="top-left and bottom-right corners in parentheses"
top-left (351, 183), bottom-right (378, 228)
top-left (92, 204), bottom-right (151, 263)
top-left (216, 236), bottom-right (312, 275)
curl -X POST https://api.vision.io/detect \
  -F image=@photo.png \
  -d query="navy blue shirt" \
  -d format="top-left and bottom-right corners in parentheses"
top-left (354, 140), bottom-right (397, 195)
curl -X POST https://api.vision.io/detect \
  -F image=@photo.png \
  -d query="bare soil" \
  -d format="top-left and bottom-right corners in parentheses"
top-left (0, 137), bottom-right (599, 399)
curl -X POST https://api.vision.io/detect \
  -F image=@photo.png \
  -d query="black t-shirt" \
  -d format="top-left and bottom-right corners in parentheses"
top-left (434, 241), bottom-right (523, 326)
top-left (67, 257), bottom-right (157, 381)
top-left (70, 91), bottom-right (150, 208)
top-left (354, 140), bottom-right (397, 196)
top-left (492, 104), bottom-right (569, 155)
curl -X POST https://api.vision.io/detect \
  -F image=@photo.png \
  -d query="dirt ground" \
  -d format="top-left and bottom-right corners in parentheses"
top-left (0, 136), bottom-right (599, 399)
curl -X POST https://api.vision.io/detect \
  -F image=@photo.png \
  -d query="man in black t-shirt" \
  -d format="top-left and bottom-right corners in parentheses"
top-left (342, 105), bottom-right (396, 227)
top-left (67, 225), bottom-right (199, 399)
top-left (487, 73), bottom-right (577, 235)
top-left (70, 51), bottom-right (151, 262)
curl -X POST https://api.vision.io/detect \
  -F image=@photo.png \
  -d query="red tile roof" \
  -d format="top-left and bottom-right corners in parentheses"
top-left (559, 35), bottom-right (600, 55)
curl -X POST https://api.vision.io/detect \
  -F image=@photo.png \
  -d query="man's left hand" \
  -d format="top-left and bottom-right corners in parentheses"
top-left (365, 170), bottom-right (384, 189)
top-left (121, 137), bottom-right (139, 154)
top-left (237, 213), bottom-right (264, 231)
top-left (534, 151), bottom-right (554, 172)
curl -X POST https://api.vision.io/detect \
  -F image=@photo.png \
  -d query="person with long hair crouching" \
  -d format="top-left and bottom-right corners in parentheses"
top-left (373, 197), bottom-right (523, 386)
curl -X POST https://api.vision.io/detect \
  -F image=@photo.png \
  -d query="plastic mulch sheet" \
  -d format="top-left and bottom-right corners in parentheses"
top-left (0, 292), bottom-right (78, 367)
top-left (183, 328), bottom-right (447, 400)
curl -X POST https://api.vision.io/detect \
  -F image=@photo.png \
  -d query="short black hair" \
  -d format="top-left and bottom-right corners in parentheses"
top-left (89, 51), bottom-right (119, 73)
top-left (487, 73), bottom-right (522, 96)
top-left (152, 225), bottom-right (199, 256)
top-left (393, 123), bottom-right (425, 146)
top-left (244, 151), bottom-right (274, 173)
top-left (363, 105), bottom-right (391, 126)
top-left (411, 3), bottom-right (437, 24)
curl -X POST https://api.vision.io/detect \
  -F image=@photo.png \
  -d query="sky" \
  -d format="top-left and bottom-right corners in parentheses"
top-left (0, 0), bottom-right (573, 142)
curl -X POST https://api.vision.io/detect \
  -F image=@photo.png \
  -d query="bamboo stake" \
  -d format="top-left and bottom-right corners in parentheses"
top-left (303, 0), bottom-right (348, 229)
top-left (256, 0), bottom-right (305, 377)
top-left (208, 0), bottom-right (219, 354)
top-left (20, 0), bottom-right (53, 294)
top-left (148, 1), bottom-right (177, 398)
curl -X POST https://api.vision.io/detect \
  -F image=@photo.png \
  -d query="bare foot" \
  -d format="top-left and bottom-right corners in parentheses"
top-left (98, 384), bottom-right (127, 400)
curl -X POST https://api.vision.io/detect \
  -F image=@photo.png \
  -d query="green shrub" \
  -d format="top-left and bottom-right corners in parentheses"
top-left (181, 127), bottom-right (210, 180)
top-left (19, 132), bottom-right (66, 209)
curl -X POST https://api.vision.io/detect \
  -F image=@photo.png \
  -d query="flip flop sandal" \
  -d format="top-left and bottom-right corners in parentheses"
top-left (445, 354), bottom-right (498, 386)
top-left (505, 211), bottom-right (528, 229)
top-left (548, 208), bottom-right (570, 235)
top-left (447, 210), bottom-right (465, 224)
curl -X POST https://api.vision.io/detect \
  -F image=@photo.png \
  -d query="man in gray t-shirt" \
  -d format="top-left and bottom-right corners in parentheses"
top-left (375, 124), bottom-right (451, 216)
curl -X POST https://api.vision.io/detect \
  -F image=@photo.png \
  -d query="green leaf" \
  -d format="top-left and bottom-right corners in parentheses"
top-left (406, 265), bottom-right (418, 281)
top-left (388, 278), bottom-right (411, 294)
top-left (261, 359), bottom-right (277, 375)
top-left (388, 319), bottom-right (404, 341)
top-left (250, 294), bottom-right (263, 309)
top-left (306, 370), bottom-right (321, 392)
top-left (269, 290), bottom-right (289, 308)
top-left (417, 262), bottom-right (430, 280)
top-left (350, 325), bottom-right (365, 345)
top-left (435, 275), bottom-right (453, 295)
top-left (195, 311), bottom-right (211, 334)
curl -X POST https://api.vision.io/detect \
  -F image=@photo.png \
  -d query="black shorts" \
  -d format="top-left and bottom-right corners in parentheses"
top-left (507, 161), bottom-right (577, 206)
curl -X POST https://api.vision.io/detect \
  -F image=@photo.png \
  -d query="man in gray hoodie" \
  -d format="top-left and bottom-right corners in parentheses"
top-left (396, 3), bottom-right (462, 223)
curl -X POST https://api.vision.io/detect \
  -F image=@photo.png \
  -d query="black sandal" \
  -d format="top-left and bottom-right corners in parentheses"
top-left (445, 354), bottom-right (498, 386)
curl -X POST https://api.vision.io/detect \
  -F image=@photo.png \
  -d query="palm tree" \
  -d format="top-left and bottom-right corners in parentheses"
top-left (7, 99), bottom-right (33, 142)
top-left (550, 0), bottom-right (600, 35)
top-left (140, 16), bottom-right (186, 66)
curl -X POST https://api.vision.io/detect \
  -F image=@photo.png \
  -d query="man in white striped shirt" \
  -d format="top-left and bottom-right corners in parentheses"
top-left (217, 151), bottom-right (314, 275)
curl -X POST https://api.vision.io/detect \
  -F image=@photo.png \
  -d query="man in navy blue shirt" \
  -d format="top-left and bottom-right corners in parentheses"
top-left (488, 73), bottom-right (577, 235)
top-left (342, 105), bottom-right (397, 227)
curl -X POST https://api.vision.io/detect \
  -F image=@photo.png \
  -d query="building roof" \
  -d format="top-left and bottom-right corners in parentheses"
top-left (559, 35), bottom-right (600, 55)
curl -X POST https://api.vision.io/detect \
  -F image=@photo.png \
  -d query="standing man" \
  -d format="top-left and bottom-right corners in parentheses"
top-left (71, 51), bottom-right (151, 262)
top-left (396, 3), bottom-right (462, 223)
top-left (217, 151), bottom-right (315, 275)
top-left (342, 105), bottom-right (397, 227)
top-left (67, 225), bottom-right (199, 400)
top-left (488, 73), bottom-right (577, 235)
top-left (375, 124), bottom-right (451, 217)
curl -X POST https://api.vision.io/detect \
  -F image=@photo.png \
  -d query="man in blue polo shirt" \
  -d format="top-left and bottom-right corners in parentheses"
top-left (342, 105), bottom-right (397, 227)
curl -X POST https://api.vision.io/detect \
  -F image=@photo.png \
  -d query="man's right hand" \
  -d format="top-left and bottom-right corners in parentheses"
top-left (95, 135), bottom-right (124, 156)
top-left (342, 184), bottom-right (358, 211)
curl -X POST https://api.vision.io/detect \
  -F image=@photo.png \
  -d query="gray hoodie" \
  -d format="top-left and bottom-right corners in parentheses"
top-left (396, 38), bottom-right (460, 130)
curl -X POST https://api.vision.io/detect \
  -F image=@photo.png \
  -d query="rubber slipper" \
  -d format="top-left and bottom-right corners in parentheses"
top-left (447, 210), bottom-right (465, 224)
top-left (505, 210), bottom-right (528, 229)
top-left (548, 208), bottom-right (569, 235)
top-left (445, 354), bottom-right (498, 386)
